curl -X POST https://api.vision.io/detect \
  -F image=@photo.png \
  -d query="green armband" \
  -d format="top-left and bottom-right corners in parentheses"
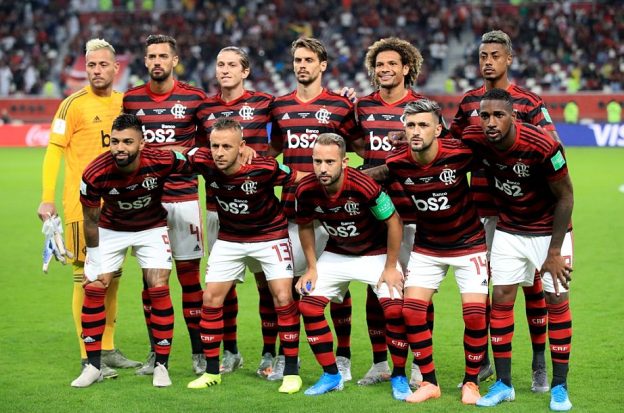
top-left (370, 191), bottom-right (395, 220)
top-left (278, 163), bottom-right (291, 174)
top-left (173, 151), bottom-right (187, 161)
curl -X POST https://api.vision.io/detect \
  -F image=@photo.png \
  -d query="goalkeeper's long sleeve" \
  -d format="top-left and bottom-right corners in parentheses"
top-left (41, 142), bottom-right (64, 203)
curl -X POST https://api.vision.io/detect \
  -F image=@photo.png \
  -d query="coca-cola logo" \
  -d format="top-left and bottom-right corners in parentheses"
top-left (25, 125), bottom-right (50, 146)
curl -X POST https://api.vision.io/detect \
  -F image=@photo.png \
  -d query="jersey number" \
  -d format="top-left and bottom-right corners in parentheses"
top-left (271, 242), bottom-right (292, 262)
top-left (469, 255), bottom-right (489, 276)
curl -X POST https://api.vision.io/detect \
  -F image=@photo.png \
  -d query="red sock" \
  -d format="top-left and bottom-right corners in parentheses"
top-left (257, 283), bottom-right (278, 355)
top-left (299, 296), bottom-right (335, 368)
top-left (148, 286), bottom-right (174, 365)
top-left (83, 284), bottom-right (107, 367)
top-left (330, 290), bottom-right (352, 359)
top-left (548, 300), bottom-right (572, 386)
top-left (379, 298), bottom-right (408, 372)
top-left (462, 302), bottom-right (487, 382)
top-left (366, 286), bottom-right (387, 363)
top-left (403, 298), bottom-right (435, 383)
top-left (199, 305), bottom-right (223, 374)
top-left (523, 271), bottom-right (547, 353)
top-left (222, 286), bottom-right (239, 353)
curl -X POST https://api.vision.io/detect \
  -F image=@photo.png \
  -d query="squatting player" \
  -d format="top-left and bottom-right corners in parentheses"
top-left (462, 89), bottom-right (574, 412)
top-left (73, 113), bottom-right (188, 388)
top-left (295, 133), bottom-right (410, 401)
top-left (185, 118), bottom-right (304, 394)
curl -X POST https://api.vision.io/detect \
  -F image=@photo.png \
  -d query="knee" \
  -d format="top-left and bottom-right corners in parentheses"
top-left (492, 285), bottom-right (517, 303)
top-left (273, 290), bottom-right (293, 308)
top-left (382, 302), bottom-right (403, 320)
top-left (545, 291), bottom-right (568, 305)
top-left (202, 289), bottom-right (224, 308)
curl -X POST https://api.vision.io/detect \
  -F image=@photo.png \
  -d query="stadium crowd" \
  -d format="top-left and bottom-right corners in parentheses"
top-left (2, 1), bottom-right (620, 97)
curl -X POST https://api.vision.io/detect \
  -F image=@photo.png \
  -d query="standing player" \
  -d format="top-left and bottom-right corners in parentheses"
top-left (123, 34), bottom-right (206, 375)
top-left (384, 99), bottom-right (488, 404)
top-left (350, 37), bottom-right (428, 388)
top-left (450, 30), bottom-right (560, 391)
top-left (199, 46), bottom-right (275, 376)
top-left (73, 113), bottom-right (187, 388)
top-left (295, 133), bottom-right (410, 400)
top-left (268, 37), bottom-right (359, 381)
top-left (463, 89), bottom-right (573, 411)
top-left (37, 38), bottom-right (140, 379)
top-left (185, 118), bottom-right (302, 394)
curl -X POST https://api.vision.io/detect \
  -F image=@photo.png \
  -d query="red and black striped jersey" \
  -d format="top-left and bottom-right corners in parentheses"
top-left (386, 140), bottom-right (486, 257)
top-left (462, 122), bottom-right (570, 236)
top-left (450, 83), bottom-right (557, 217)
top-left (357, 89), bottom-right (426, 167)
top-left (186, 149), bottom-right (293, 242)
top-left (295, 167), bottom-right (393, 256)
top-left (123, 80), bottom-right (206, 202)
top-left (200, 90), bottom-right (273, 155)
top-left (80, 148), bottom-right (188, 232)
top-left (270, 88), bottom-right (359, 219)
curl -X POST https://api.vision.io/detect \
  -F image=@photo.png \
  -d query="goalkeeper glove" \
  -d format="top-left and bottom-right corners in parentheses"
top-left (41, 215), bottom-right (74, 273)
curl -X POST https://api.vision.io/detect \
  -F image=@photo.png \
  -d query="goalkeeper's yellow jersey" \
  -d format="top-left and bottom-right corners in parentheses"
top-left (48, 85), bottom-right (123, 222)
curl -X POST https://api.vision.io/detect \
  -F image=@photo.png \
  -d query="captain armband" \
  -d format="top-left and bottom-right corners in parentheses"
top-left (370, 191), bottom-right (395, 221)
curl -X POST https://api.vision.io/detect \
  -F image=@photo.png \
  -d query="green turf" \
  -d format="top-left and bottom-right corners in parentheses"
top-left (0, 147), bottom-right (622, 412)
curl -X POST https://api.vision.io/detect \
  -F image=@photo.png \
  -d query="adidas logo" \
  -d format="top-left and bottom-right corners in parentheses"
top-left (404, 177), bottom-right (415, 185)
top-left (156, 339), bottom-right (171, 346)
top-left (194, 244), bottom-right (201, 252)
top-left (367, 114), bottom-right (375, 121)
top-left (286, 263), bottom-right (292, 271)
top-left (108, 188), bottom-right (119, 195)
top-left (470, 109), bottom-right (479, 117)
top-left (83, 336), bottom-right (95, 343)
top-left (314, 206), bottom-right (324, 213)
top-left (282, 113), bottom-right (290, 120)
top-left (210, 181), bottom-right (219, 189)
top-left (136, 109), bottom-right (145, 116)
top-left (481, 279), bottom-right (488, 286)
top-left (93, 116), bottom-right (101, 123)
top-left (208, 113), bottom-right (215, 120)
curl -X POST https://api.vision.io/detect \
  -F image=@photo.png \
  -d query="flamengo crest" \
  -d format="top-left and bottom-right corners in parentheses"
top-left (513, 161), bottom-right (530, 177)
top-left (439, 168), bottom-right (456, 185)
top-left (142, 176), bottom-right (158, 190)
top-left (344, 200), bottom-right (359, 215)
top-left (241, 179), bottom-right (257, 195)
top-left (171, 103), bottom-right (187, 119)
top-left (315, 108), bottom-right (331, 124)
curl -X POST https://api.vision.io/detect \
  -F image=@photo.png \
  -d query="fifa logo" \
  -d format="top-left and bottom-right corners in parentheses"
top-left (241, 179), bottom-right (257, 195)
top-left (171, 103), bottom-right (187, 119)
top-left (513, 162), bottom-right (530, 177)
top-left (439, 168), bottom-right (456, 185)
top-left (344, 200), bottom-right (360, 215)
top-left (239, 104), bottom-right (254, 120)
top-left (315, 108), bottom-right (331, 124)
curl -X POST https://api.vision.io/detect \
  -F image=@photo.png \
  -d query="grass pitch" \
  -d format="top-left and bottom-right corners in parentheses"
top-left (0, 147), bottom-right (622, 412)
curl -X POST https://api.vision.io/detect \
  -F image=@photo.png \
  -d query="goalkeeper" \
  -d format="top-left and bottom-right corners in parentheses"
top-left (37, 38), bottom-right (140, 378)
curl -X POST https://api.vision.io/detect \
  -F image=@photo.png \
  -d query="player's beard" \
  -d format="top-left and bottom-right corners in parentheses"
top-left (113, 151), bottom-right (139, 167)
top-left (149, 67), bottom-right (172, 82)
top-left (318, 170), bottom-right (342, 189)
top-left (297, 72), bottom-right (319, 86)
top-left (410, 136), bottom-right (433, 153)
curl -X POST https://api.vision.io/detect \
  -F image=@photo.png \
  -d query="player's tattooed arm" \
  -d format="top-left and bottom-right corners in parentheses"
top-left (83, 206), bottom-right (101, 248)
top-left (542, 174), bottom-right (574, 296)
top-left (362, 164), bottom-right (390, 183)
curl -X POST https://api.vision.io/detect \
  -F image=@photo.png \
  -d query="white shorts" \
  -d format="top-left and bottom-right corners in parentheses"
top-left (163, 200), bottom-right (204, 260)
top-left (399, 223), bottom-right (417, 270)
top-left (289, 220), bottom-right (329, 277)
top-left (310, 252), bottom-right (402, 303)
top-left (99, 227), bottom-right (173, 274)
top-left (480, 216), bottom-right (498, 254)
top-left (206, 238), bottom-right (294, 283)
top-left (405, 251), bottom-right (489, 294)
top-left (490, 230), bottom-right (573, 293)
top-left (206, 210), bottom-right (219, 252)
top-left (206, 210), bottom-right (262, 273)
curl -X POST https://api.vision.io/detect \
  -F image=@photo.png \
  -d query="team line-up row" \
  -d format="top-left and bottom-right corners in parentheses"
top-left (38, 32), bottom-right (573, 411)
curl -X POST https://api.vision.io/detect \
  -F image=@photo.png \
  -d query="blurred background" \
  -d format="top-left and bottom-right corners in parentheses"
top-left (0, 0), bottom-right (622, 142)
